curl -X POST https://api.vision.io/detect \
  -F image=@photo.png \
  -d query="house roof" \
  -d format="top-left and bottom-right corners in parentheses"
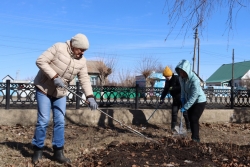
top-left (149, 72), bottom-right (165, 80)
top-left (2, 75), bottom-right (14, 81)
top-left (206, 60), bottom-right (250, 83)
top-left (87, 61), bottom-right (102, 74)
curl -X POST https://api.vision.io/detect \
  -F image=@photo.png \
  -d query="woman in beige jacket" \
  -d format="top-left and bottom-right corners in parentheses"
top-left (31, 33), bottom-right (98, 164)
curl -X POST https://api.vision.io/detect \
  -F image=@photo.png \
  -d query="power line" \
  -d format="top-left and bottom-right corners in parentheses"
top-left (0, 13), bottom-right (168, 32)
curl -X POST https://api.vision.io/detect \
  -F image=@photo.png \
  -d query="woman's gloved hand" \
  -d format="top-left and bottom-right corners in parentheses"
top-left (53, 78), bottom-right (65, 87)
top-left (180, 107), bottom-right (186, 113)
top-left (87, 98), bottom-right (98, 110)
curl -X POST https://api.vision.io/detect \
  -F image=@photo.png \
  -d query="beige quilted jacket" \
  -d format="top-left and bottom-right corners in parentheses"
top-left (34, 40), bottom-right (93, 98)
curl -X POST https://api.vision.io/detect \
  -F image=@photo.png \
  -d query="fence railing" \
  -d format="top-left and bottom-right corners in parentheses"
top-left (0, 80), bottom-right (250, 109)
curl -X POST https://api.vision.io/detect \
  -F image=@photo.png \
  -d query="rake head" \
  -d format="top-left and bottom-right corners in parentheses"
top-left (173, 112), bottom-right (187, 137)
top-left (174, 124), bottom-right (187, 135)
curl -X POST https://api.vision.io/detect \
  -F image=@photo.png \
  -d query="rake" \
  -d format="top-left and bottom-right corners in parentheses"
top-left (174, 112), bottom-right (187, 137)
top-left (63, 85), bottom-right (159, 144)
top-left (146, 104), bottom-right (160, 122)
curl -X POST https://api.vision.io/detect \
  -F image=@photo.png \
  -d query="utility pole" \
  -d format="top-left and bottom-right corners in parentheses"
top-left (16, 70), bottom-right (20, 80)
top-left (192, 28), bottom-right (198, 72)
top-left (197, 38), bottom-right (200, 76)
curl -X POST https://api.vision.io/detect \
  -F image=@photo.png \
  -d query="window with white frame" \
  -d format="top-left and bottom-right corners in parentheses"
top-left (90, 76), bottom-right (98, 85)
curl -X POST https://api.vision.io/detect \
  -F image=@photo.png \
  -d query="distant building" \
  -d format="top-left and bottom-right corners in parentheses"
top-left (136, 71), bottom-right (204, 88)
top-left (135, 72), bottom-right (165, 88)
top-left (71, 60), bottom-right (107, 86)
top-left (206, 60), bottom-right (250, 88)
top-left (2, 75), bottom-right (14, 82)
top-left (135, 75), bottom-right (146, 87)
top-left (148, 72), bottom-right (166, 88)
top-left (2, 75), bottom-right (32, 84)
top-left (86, 61), bottom-right (102, 86)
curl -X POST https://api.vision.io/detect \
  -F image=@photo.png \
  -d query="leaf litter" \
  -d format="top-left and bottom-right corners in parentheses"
top-left (0, 122), bottom-right (249, 166)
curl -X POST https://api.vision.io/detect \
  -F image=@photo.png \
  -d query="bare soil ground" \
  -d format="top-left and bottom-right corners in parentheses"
top-left (0, 121), bottom-right (250, 167)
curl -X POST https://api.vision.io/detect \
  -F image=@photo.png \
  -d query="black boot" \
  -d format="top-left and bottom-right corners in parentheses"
top-left (171, 106), bottom-right (178, 132)
top-left (53, 146), bottom-right (71, 164)
top-left (32, 146), bottom-right (43, 164)
top-left (171, 122), bottom-right (176, 132)
top-left (192, 138), bottom-right (200, 143)
top-left (186, 123), bottom-right (191, 132)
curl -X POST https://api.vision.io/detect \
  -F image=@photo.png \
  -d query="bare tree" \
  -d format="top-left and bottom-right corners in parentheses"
top-left (155, 64), bottom-right (174, 73)
top-left (155, 64), bottom-right (165, 73)
top-left (164, 0), bottom-right (249, 40)
top-left (96, 57), bottom-right (116, 86)
top-left (136, 55), bottom-right (159, 87)
top-left (24, 76), bottom-right (35, 82)
top-left (117, 69), bottom-right (136, 87)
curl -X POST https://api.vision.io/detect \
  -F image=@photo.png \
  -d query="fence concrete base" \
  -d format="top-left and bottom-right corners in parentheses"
top-left (0, 107), bottom-right (249, 126)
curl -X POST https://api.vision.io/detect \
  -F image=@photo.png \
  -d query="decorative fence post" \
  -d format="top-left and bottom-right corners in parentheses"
top-left (135, 84), bottom-right (139, 109)
top-left (230, 87), bottom-right (234, 109)
top-left (5, 80), bottom-right (10, 110)
top-left (76, 81), bottom-right (80, 109)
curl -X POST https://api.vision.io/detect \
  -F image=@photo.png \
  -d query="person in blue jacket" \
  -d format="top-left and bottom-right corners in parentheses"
top-left (175, 59), bottom-right (206, 142)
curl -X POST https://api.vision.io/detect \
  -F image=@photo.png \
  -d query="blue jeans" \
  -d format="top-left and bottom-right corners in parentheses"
top-left (32, 90), bottom-right (66, 148)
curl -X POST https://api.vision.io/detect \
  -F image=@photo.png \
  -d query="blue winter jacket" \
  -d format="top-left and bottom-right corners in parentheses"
top-left (175, 59), bottom-right (206, 110)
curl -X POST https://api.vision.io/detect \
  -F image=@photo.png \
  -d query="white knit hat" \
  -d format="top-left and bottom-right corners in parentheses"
top-left (71, 33), bottom-right (89, 50)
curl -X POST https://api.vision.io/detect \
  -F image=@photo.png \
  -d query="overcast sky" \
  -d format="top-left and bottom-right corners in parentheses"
top-left (0, 0), bottom-right (249, 81)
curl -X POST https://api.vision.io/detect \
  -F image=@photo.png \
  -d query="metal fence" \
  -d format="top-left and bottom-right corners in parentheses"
top-left (0, 80), bottom-right (250, 109)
